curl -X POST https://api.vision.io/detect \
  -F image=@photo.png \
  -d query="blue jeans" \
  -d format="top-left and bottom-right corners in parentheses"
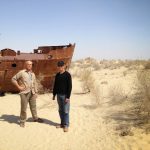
top-left (57, 94), bottom-right (70, 127)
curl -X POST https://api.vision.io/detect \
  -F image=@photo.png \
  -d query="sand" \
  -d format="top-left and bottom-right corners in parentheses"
top-left (0, 67), bottom-right (150, 150)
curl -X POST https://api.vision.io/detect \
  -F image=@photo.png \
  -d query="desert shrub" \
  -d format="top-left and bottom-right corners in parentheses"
top-left (92, 62), bottom-right (101, 71)
top-left (144, 62), bottom-right (150, 69)
top-left (133, 69), bottom-right (150, 120)
top-left (84, 57), bottom-right (95, 64)
top-left (91, 85), bottom-right (103, 105)
top-left (81, 63), bottom-right (92, 69)
top-left (108, 84), bottom-right (127, 105)
top-left (99, 60), bottom-right (123, 70)
top-left (80, 69), bottom-right (94, 93)
top-left (80, 57), bottom-right (101, 70)
top-left (80, 69), bottom-right (102, 106)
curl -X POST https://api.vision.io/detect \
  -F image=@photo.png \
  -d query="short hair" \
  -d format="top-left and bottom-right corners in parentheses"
top-left (25, 60), bottom-right (32, 65)
top-left (57, 61), bottom-right (65, 67)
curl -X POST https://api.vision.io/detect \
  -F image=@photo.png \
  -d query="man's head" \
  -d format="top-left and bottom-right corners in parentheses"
top-left (57, 61), bottom-right (65, 73)
top-left (25, 60), bottom-right (33, 71)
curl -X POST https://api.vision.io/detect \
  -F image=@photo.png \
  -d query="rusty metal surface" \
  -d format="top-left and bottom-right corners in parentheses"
top-left (0, 44), bottom-right (75, 93)
top-left (1, 48), bottom-right (16, 56)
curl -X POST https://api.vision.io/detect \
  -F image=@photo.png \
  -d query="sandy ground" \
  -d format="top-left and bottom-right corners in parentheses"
top-left (0, 70), bottom-right (150, 150)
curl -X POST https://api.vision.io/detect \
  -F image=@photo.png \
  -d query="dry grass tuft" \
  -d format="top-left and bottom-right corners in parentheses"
top-left (80, 69), bottom-right (94, 93)
top-left (108, 84), bottom-right (127, 105)
top-left (80, 69), bottom-right (102, 106)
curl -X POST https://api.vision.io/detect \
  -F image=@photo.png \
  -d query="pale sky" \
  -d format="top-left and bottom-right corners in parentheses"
top-left (0, 0), bottom-right (150, 60)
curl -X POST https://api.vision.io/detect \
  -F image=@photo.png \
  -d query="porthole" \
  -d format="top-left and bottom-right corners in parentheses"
top-left (12, 63), bottom-right (17, 67)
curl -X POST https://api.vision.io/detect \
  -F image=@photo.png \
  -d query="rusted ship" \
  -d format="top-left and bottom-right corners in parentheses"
top-left (0, 43), bottom-right (75, 93)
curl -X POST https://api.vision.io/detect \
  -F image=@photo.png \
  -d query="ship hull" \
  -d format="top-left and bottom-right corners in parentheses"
top-left (0, 44), bottom-right (75, 93)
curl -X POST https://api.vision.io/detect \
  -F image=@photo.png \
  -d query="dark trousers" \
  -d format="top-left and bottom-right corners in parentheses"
top-left (57, 94), bottom-right (70, 127)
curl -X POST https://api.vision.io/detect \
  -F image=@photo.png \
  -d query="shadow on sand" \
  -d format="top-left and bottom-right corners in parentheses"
top-left (103, 108), bottom-right (150, 134)
top-left (0, 114), bottom-right (59, 127)
top-left (81, 104), bottom-right (98, 110)
top-left (0, 114), bottom-right (19, 124)
top-left (73, 91), bottom-right (90, 95)
top-left (27, 117), bottom-right (59, 126)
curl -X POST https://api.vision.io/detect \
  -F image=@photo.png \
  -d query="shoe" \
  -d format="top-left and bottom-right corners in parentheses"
top-left (34, 118), bottom-right (44, 123)
top-left (63, 127), bottom-right (69, 132)
top-left (20, 122), bottom-right (25, 128)
top-left (56, 124), bottom-right (64, 128)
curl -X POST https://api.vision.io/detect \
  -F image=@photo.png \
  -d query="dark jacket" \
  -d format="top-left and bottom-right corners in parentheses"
top-left (53, 71), bottom-right (72, 99)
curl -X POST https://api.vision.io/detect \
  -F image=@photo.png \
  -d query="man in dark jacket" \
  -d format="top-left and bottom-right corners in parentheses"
top-left (52, 61), bottom-right (72, 132)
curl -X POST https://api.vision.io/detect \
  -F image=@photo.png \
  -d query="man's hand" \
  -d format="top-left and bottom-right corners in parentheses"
top-left (52, 95), bottom-right (55, 100)
top-left (65, 98), bottom-right (70, 103)
top-left (18, 86), bottom-right (26, 91)
top-left (12, 80), bottom-right (26, 92)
